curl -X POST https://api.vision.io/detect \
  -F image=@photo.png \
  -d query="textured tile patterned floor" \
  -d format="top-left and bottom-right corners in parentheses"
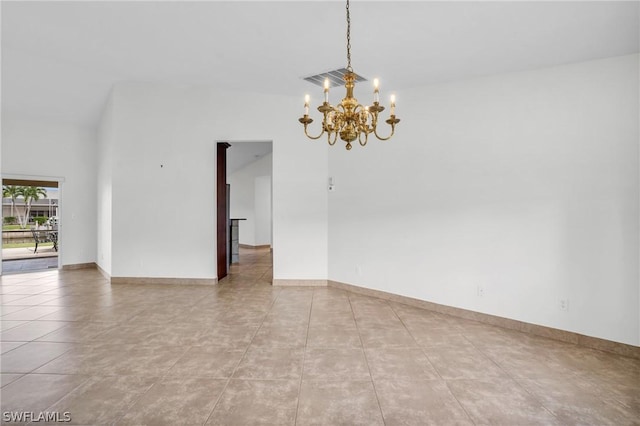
top-left (1, 247), bottom-right (639, 425)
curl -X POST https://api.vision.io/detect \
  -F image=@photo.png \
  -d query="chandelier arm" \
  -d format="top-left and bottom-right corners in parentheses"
top-left (303, 122), bottom-right (326, 140)
top-left (356, 110), bottom-right (369, 138)
top-left (358, 129), bottom-right (368, 146)
top-left (328, 130), bottom-right (339, 146)
top-left (352, 103), bottom-right (364, 113)
top-left (370, 109), bottom-right (378, 124)
top-left (372, 122), bottom-right (397, 141)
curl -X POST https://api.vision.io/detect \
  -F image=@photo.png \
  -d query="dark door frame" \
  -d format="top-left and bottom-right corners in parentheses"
top-left (216, 142), bottom-right (231, 280)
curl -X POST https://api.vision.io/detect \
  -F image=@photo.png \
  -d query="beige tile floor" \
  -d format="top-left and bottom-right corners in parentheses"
top-left (1, 247), bottom-right (639, 425)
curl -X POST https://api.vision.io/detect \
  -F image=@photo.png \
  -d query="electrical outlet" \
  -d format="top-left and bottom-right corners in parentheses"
top-left (477, 285), bottom-right (485, 297)
top-left (559, 299), bottom-right (569, 311)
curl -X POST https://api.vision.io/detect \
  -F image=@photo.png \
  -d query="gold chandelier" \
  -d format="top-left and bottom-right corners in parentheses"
top-left (298, 0), bottom-right (400, 150)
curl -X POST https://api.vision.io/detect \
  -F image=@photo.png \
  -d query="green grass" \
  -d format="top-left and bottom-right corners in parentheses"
top-left (3, 242), bottom-right (53, 249)
top-left (2, 225), bottom-right (25, 231)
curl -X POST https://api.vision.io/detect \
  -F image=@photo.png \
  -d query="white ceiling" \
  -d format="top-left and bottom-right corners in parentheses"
top-left (227, 141), bottom-right (272, 175)
top-left (2, 1), bottom-right (638, 128)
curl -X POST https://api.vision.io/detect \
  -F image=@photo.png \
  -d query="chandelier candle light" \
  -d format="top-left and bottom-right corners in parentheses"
top-left (299, 0), bottom-right (400, 150)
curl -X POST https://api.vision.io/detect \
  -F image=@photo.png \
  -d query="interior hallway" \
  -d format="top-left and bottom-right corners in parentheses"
top-left (0, 247), bottom-right (638, 424)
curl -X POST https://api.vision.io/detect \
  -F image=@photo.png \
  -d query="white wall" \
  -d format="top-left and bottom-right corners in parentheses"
top-left (1, 115), bottom-right (98, 267)
top-left (228, 153), bottom-right (272, 246)
top-left (255, 175), bottom-right (272, 246)
top-left (328, 54), bottom-right (639, 346)
top-left (96, 92), bottom-right (115, 275)
top-left (98, 83), bottom-right (327, 280)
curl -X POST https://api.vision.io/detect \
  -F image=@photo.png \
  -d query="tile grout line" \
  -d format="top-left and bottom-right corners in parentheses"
top-left (95, 375), bottom-right (159, 425)
top-left (346, 292), bottom-right (387, 426)
top-left (1, 340), bottom-right (76, 376)
top-left (36, 374), bottom-right (93, 421)
top-left (293, 287), bottom-right (314, 426)
top-left (387, 301), bottom-right (481, 425)
top-left (452, 327), bottom-right (563, 424)
top-left (202, 271), bottom-right (279, 425)
top-left (5, 292), bottom-right (106, 421)
top-left (386, 301), bottom-right (445, 381)
top-left (110, 341), bottom-right (195, 423)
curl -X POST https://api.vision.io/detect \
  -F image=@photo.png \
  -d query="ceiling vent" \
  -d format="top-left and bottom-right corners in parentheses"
top-left (303, 68), bottom-right (367, 88)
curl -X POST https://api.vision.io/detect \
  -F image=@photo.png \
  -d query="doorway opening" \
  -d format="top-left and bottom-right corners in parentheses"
top-left (217, 140), bottom-right (273, 285)
top-left (2, 178), bottom-right (60, 274)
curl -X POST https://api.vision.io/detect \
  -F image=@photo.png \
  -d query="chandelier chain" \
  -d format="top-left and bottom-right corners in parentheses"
top-left (346, 0), bottom-right (352, 72)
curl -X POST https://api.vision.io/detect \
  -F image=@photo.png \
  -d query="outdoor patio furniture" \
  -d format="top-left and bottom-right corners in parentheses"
top-left (31, 229), bottom-right (58, 253)
top-left (49, 230), bottom-right (58, 252)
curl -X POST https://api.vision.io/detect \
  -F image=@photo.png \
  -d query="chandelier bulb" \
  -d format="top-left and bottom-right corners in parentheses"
top-left (373, 78), bottom-right (380, 103)
top-left (323, 79), bottom-right (330, 103)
